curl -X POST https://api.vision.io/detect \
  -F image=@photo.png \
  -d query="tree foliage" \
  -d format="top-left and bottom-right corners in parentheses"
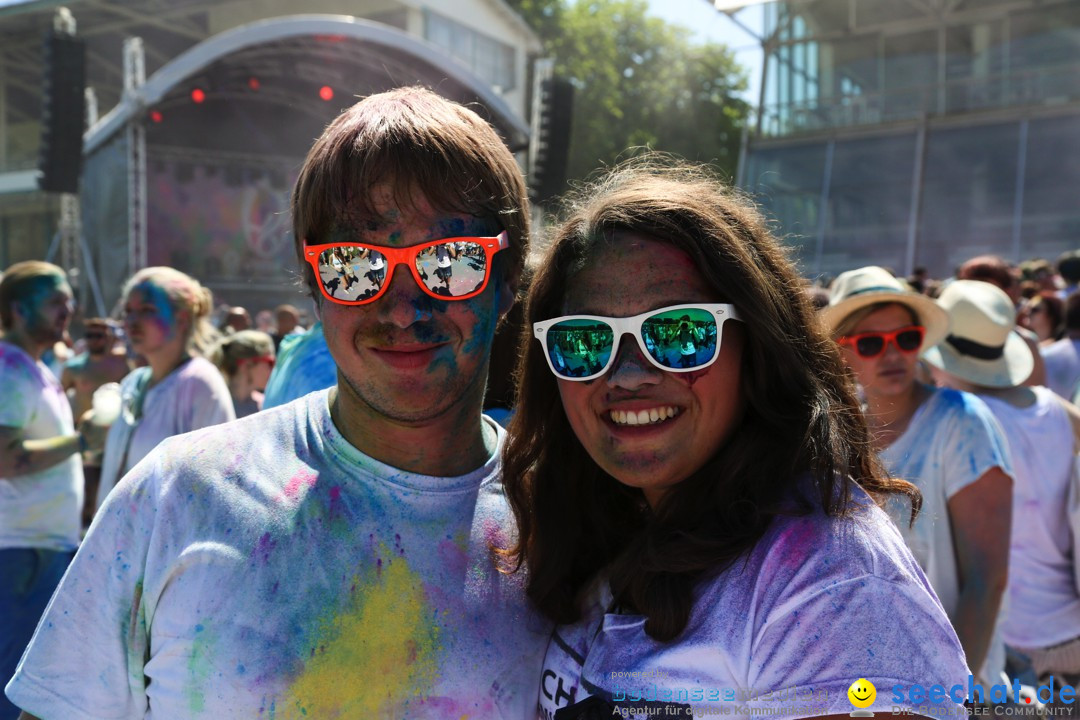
top-left (507, 0), bottom-right (751, 184)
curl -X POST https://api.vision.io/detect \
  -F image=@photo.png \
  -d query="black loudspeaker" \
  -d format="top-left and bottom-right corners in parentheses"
top-left (530, 76), bottom-right (574, 204)
top-left (38, 31), bottom-right (87, 194)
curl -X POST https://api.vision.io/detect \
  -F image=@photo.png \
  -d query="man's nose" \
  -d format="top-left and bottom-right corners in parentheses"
top-left (376, 263), bottom-right (433, 328)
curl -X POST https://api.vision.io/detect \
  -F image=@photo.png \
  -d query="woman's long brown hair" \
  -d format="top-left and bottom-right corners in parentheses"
top-left (502, 155), bottom-right (921, 642)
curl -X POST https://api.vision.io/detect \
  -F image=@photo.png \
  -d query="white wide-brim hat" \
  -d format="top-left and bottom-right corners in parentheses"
top-left (922, 279), bottom-right (1034, 388)
top-left (821, 265), bottom-right (950, 350)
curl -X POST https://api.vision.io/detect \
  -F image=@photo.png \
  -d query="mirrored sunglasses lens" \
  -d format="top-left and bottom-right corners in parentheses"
top-left (896, 329), bottom-right (923, 352)
top-left (855, 336), bottom-right (885, 357)
top-left (546, 319), bottom-right (615, 378)
top-left (316, 247), bottom-right (386, 303)
top-left (415, 242), bottom-right (488, 298)
top-left (641, 308), bottom-right (718, 369)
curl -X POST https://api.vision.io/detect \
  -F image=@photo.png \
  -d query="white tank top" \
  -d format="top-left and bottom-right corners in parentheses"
top-left (982, 386), bottom-right (1080, 647)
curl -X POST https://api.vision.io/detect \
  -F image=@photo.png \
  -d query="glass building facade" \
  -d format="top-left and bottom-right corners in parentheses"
top-left (739, 0), bottom-right (1080, 279)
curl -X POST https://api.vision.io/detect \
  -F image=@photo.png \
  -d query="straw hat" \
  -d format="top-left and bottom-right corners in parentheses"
top-left (821, 266), bottom-right (950, 349)
top-left (922, 280), bottom-right (1033, 388)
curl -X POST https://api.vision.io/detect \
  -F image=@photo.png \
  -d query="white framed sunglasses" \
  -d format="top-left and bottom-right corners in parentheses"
top-left (532, 303), bottom-right (742, 381)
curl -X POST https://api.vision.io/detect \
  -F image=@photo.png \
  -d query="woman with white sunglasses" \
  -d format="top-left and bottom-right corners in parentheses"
top-left (825, 267), bottom-right (1014, 689)
top-left (503, 157), bottom-right (969, 720)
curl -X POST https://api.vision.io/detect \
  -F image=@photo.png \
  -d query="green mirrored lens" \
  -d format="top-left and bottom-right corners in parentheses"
top-left (640, 308), bottom-right (718, 369)
top-left (546, 319), bottom-right (614, 378)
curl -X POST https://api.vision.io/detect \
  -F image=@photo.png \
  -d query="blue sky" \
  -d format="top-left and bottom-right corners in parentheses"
top-left (644, 0), bottom-right (765, 103)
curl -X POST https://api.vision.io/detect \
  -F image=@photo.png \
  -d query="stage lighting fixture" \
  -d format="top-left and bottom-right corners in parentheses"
top-left (319, 85), bottom-right (334, 101)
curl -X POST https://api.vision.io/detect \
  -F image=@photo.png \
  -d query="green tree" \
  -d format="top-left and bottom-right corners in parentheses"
top-left (508, 0), bottom-right (750, 184)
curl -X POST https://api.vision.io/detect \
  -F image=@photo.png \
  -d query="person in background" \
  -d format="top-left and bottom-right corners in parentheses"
top-left (221, 306), bottom-right (252, 334)
top-left (0, 262), bottom-right (103, 720)
top-left (1057, 250), bottom-right (1080, 299)
top-left (825, 266), bottom-right (1014, 687)
top-left (254, 308), bottom-right (275, 334)
top-left (261, 321), bottom-right (336, 409)
top-left (1043, 292), bottom-right (1080, 400)
top-left (93, 266), bottom-right (234, 510)
top-left (958, 255), bottom-right (1047, 387)
top-left (924, 279), bottom-right (1080, 712)
top-left (61, 320), bottom-right (130, 418)
top-left (271, 303), bottom-right (304, 351)
top-left (1020, 292), bottom-right (1065, 346)
top-left (6, 87), bottom-right (548, 719)
top-left (60, 318), bottom-right (131, 527)
top-left (209, 329), bottom-right (275, 418)
top-left (507, 158), bottom-right (968, 719)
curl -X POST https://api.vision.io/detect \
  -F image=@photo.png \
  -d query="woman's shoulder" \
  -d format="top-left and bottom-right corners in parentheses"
top-left (675, 492), bottom-right (965, 707)
top-left (927, 385), bottom-right (994, 419)
top-left (700, 490), bottom-right (932, 619)
top-left (173, 356), bottom-right (230, 392)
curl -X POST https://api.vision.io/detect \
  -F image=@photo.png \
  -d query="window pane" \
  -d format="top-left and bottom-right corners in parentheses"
top-left (743, 142), bottom-right (828, 272)
top-left (1008, 4), bottom-right (1080, 105)
top-left (945, 21), bottom-right (1006, 113)
top-left (823, 134), bottom-right (916, 275)
top-left (883, 31), bottom-right (937, 120)
top-left (917, 123), bottom-right (1019, 275)
top-left (1021, 114), bottom-right (1080, 263)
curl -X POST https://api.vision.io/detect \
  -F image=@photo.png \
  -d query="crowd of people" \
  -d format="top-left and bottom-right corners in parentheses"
top-left (0, 86), bottom-right (1079, 720)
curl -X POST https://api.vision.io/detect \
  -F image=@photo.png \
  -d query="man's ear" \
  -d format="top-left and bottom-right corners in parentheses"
top-left (496, 275), bottom-right (517, 319)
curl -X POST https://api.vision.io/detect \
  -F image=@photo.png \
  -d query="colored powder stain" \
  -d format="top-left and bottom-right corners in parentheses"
top-left (682, 368), bottom-right (709, 387)
top-left (187, 622), bottom-right (218, 714)
top-left (461, 303), bottom-right (495, 358)
top-left (282, 559), bottom-right (441, 718)
top-left (128, 580), bottom-right (144, 643)
top-left (279, 468), bottom-right (319, 502)
top-left (253, 532), bottom-right (277, 564)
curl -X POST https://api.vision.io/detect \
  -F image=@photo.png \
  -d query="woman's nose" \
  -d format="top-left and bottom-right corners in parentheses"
top-left (606, 334), bottom-right (663, 389)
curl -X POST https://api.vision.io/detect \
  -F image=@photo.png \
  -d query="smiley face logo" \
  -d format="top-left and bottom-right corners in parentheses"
top-left (848, 679), bottom-right (876, 709)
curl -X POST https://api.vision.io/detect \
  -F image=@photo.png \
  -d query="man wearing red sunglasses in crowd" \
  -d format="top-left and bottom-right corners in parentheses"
top-left (7, 87), bottom-right (549, 719)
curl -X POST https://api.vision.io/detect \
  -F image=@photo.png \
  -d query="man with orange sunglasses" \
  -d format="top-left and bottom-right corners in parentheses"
top-left (8, 87), bottom-right (548, 719)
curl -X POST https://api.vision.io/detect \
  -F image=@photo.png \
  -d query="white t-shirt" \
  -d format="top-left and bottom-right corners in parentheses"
top-left (96, 356), bottom-right (234, 508)
top-left (7, 390), bottom-right (550, 719)
top-left (538, 487), bottom-right (969, 720)
top-left (979, 387), bottom-right (1080, 648)
top-left (0, 340), bottom-right (82, 551)
top-left (879, 387), bottom-right (1013, 683)
top-left (1042, 338), bottom-right (1080, 399)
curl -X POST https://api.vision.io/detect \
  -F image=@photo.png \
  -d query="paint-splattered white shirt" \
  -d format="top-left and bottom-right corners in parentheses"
top-left (0, 340), bottom-right (82, 551)
top-left (95, 356), bottom-right (235, 510)
top-left (879, 386), bottom-right (1013, 683)
top-left (7, 390), bottom-right (550, 719)
top-left (538, 487), bottom-right (969, 720)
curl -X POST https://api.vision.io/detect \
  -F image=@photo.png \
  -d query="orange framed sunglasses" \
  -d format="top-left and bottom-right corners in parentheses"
top-left (838, 325), bottom-right (926, 359)
top-left (303, 231), bottom-right (509, 306)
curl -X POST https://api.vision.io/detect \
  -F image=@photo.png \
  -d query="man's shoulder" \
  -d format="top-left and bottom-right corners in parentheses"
top-left (0, 340), bottom-right (38, 377)
top-left (154, 397), bottom-right (314, 472)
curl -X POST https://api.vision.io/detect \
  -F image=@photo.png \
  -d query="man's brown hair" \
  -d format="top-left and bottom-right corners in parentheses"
top-left (0, 260), bottom-right (66, 330)
top-left (291, 87), bottom-right (530, 302)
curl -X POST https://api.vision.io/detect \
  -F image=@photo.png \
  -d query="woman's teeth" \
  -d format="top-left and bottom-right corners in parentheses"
top-left (609, 406), bottom-right (680, 426)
